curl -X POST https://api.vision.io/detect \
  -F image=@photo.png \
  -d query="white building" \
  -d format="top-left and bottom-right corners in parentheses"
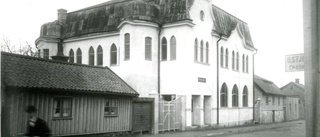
top-left (36, 0), bottom-right (257, 134)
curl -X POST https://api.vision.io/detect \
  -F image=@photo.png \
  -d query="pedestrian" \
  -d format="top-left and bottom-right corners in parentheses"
top-left (24, 105), bottom-right (51, 137)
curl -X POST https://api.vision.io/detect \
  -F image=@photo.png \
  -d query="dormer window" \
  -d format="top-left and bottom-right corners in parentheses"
top-left (200, 10), bottom-right (204, 21)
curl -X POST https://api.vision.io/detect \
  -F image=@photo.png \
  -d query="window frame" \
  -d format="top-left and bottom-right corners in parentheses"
top-left (124, 33), bottom-right (130, 60)
top-left (110, 44), bottom-right (117, 65)
top-left (53, 97), bottom-right (73, 120)
top-left (76, 48), bottom-right (82, 64)
top-left (194, 38), bottom-right (198, 61)
top-left (220, 47), bottom-right (224, 67)
top-left (69, 49), bottom-right (74, 63)
top-left (161, 37), bottom-right (167, 61)
top-left (104, 98), bottom-right (119, 117)
top-left (97, 45), bottom-right (103, 66)
top-left (88, 46), bottom-right (95, 65)
top-left (243, 86), bottom-right (248, 107)
top-left (220, 83), bottom-right (228, 107)
top-left (225, 48), bottom-right (228, 68)
top-left (170, 36), bottom-right (176, 61)
top-left (206, 42), bottom-right (209, 64)
top-left (246, 55), bottom-right (249, 73)
top-left (232, 85), bottom-right (239, 107)
top-left (145, 37), bottom-right (152, 60)
top-left (232, 51), bottom-right (235, 70)
top-left (43, 49), bottom-right (49, 59)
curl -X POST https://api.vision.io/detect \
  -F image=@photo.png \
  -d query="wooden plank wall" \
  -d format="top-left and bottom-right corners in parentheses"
top-left (5, 88), bottom-right (132, 136)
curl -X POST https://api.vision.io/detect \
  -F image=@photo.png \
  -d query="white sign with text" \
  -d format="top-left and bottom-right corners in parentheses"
top-left (285, 54), bottom-right (304, 72)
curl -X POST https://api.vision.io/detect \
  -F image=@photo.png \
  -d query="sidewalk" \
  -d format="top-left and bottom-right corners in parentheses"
top-left (133, 120), bottom-right (305, 137)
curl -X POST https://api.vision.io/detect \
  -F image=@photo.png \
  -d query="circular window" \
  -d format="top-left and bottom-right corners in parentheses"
top-left (200, 10), bottom-right (204, 21)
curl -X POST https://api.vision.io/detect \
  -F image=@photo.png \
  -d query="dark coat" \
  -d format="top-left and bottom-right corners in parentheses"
top-left (26, 118), bottom-right (51, 137)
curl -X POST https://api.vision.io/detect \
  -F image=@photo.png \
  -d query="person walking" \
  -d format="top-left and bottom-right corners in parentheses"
top-left (24, 105), bottom-right (51, 137)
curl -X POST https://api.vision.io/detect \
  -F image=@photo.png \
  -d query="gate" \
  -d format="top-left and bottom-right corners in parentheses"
top-left (159, 97), bottom-right (182, 132)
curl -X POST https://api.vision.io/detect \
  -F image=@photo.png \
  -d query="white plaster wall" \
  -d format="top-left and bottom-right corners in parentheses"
top-left (37, 41), bottom-right (58, 59)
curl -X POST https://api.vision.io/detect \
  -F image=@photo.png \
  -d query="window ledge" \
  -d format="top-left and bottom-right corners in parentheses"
top-left (52, 117), bottom-right (73, 120)
top-left (194, 61), bottom-right (210, 66)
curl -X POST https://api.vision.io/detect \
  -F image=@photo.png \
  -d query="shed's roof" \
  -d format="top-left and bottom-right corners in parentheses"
top-left (281, 82), bottom-right (305, 101)
top-left (1, 52), bottom-right (139, 96)
top-left (254, 75), bottom-right (285, 96)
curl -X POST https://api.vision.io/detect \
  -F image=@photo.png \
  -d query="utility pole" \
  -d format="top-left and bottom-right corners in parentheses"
top-left (303, 0), bottom-right (320, 136)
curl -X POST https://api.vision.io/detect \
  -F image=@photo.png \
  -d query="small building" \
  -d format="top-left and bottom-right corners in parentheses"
top-left (1, 52), bottom-right (139, 137)
top-left (281, 79), bottom-right (305, 121)
top-left (254, 75), bottom-right (285, 124)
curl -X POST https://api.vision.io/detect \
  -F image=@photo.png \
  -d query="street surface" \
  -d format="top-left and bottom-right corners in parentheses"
top-left (135, 120), bottom-right (305, 137)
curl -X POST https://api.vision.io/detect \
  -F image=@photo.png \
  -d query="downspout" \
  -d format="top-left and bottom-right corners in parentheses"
top-left (216, 34), bottom-right (222, 125)
top-left (252, 49), bottom-right (258, 123)
top-left (158, 24), bottom-right (162, 95)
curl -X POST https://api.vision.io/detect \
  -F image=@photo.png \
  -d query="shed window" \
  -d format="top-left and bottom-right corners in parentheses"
top-left (43, 49), bottom-right (49, 59)
top-left (220, 83), bottom-right (228, 107)
top-left (105, 98), bottom-right (118, 116)
top-left (76, 48), bottom-right (82, 64)
top-left (53, 97), bottom-right (72, 118)
top-left (97, 45), bottom-right (103, 66)
top-left (232, 85), bottom-right (239, 107)
top-left (89, 46), bottom-right (94, 65)
top-left (69, 49), bottom-right (74, 63)
top-left (266, 95), bottom-right (269, 105)
top-left (110, 44), bottom-right (117, 65)
top-left (161, 37), bottom-right (167, 61)
top-left (243, 86), bottom-right (248, 107)
top-left (124, 33), bottom-right (130, 60)
top-left (278, 96), bottom-right (281, 106)
top-left (145, 37), bottom-right (152, 60)
top-left (170, 36), bottom-right (176, 60)
top-left (272, 96), bottom-right (275, 105)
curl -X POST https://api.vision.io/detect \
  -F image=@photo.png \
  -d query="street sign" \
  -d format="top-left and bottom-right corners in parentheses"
top-left (285, 54), bottom-right (304, 72)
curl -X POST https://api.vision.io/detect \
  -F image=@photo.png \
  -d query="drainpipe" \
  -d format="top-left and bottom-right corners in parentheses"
top-left (252, 49), bottom-right (258, 123)
top-left (158, 24), bottom-right (162, 96)
top-left (216, 34), bottom-right (222, 125)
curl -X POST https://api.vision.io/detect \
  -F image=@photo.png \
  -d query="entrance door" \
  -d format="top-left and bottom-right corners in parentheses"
top-left (132, 102), bottom-right (152, 133)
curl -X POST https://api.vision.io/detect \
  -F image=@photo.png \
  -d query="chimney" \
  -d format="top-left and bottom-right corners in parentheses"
top-left (295, 78), bottom-right (300, 84)
top-left (51, 39), bottom-right (69, 62)
top-left (58, 9), bottom-right (67, 25)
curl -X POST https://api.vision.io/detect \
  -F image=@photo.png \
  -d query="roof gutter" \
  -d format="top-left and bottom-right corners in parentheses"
top-left (216, 34), bottom-right (222, 125)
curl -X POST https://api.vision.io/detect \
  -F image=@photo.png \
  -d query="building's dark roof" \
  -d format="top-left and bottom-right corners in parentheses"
top-left (211, 4), bottom-right (254, 48)
top-left (1, 52), bottom-right (139, 96)
top-left (281, 82), bottom-right (305, 101)
top-left (254, 75), bottom-right (285, 96)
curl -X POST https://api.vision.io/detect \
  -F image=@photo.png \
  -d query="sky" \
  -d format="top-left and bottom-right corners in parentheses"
top-left (0, 0), bottom-right (304, 87)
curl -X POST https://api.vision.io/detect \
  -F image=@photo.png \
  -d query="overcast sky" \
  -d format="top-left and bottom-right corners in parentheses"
top-left (0, 0), bottom-right (304, 87)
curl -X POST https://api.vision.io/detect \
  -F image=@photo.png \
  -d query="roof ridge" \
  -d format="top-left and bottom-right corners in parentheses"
top-left (69, 0), bottom-right (134, 13)
top-left (211, 4), bottom-right (247, 25)
top-left (1, 52), bottom-right (106, 69)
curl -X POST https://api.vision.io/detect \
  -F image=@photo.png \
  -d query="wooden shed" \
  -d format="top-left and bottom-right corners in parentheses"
top-left (1, 52), bottom-right (139, 136)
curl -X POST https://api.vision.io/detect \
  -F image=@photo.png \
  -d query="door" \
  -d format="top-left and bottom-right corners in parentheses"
top-left (132, 102), bottom-right (152, 133)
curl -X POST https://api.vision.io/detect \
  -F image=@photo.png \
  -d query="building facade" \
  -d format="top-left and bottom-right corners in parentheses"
top-left (36, 0), bottom-right (257, 133)
top-left (281, 79), bottom-right (305, 121)
top-left (254, 75), bottom-right (285, 124)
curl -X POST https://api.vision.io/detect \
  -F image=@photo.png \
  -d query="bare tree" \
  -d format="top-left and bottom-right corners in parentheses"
top-left (1, 34), bottom-right (38, 57)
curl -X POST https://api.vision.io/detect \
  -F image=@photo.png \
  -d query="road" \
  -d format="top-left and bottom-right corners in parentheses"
top-left (214, 121), bottom-right (305, 137)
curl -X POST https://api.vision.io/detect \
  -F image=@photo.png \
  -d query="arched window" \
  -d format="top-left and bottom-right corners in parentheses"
top-left (242, 54), bottom-right (245, 72)
top-left (89, 46), bottom-right (94, 65)
top-left (110, 44), bottom-right (117, 65)
top-left (194, 38), bottom-right (198, 61)
top-left (124, 33), bottom-right (130, 60)
top-left (243, 86), bottom-right (248, 107)
top-left (200, 40), bottom-right (204, 62)
top-left (97, 45), bottom-right (103, 66)
top-left (206, 42), bottom-right (209, 63)
top-left (69, 49), bottom-right (74, 63)
top-left (145, 37), bottom-right (152, 60)
top-left (225, 48), bottom-right (228, 68)
top-left (232, 84), bottom-right (239, 107)
top-left (170, 36), bottom-right (176, 60)
top-left (76, 48), bottom-right (82, 64)
top-left (232, 51), bottom-right (235, 69)
top-left (220, 83), bottom-right (228, 107)
top-left (236, 52), bottom-right (239, 70)
top-left (161, 37), bottom-right (167, 61)
top-left (220, 47), bottom-right (224, 67)
top-left (246, 55), bottom-right (249, 73)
